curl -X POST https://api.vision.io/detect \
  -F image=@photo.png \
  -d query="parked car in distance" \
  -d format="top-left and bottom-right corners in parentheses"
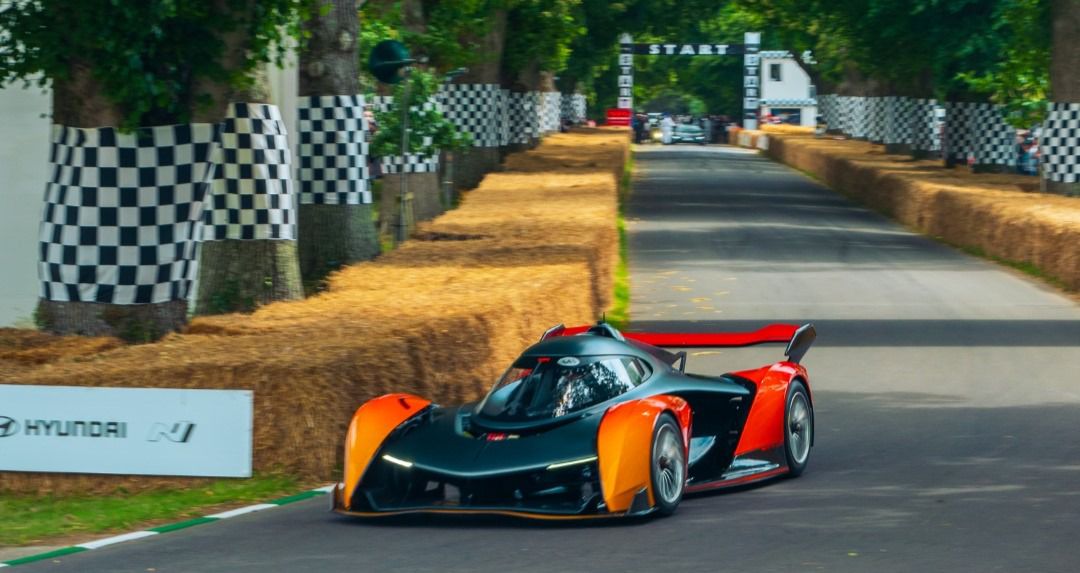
top-left (669, 124), bottom-right (706, 145)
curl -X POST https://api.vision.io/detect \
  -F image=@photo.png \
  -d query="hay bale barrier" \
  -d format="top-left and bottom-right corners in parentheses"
top-left (0, 129), bottom-right (628, 494)
top-left (736, 131), bottom-right (1080, 291)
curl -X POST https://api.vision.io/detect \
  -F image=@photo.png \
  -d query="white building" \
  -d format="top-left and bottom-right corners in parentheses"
top-left (757, 50), bottom-right (817, 127)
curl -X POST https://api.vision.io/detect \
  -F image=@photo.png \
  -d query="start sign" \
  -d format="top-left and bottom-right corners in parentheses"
top-left (622, 43), bottom-right (747, 56)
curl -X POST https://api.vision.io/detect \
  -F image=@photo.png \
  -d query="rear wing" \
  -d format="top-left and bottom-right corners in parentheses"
top-left (546, 323), bottom-right (816, 365)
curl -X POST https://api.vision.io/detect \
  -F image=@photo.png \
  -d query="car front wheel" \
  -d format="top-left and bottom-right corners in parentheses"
top-left (650, 413), bottom-right (686, 515)
top-left (784, 380), bottom-right (813, 477)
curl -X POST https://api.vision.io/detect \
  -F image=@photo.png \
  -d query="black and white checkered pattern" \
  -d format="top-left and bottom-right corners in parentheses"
top-left (540, 92), bottom-right (562, 133)
top-left (1041, 102), bottom-right (1080, 183)
top-left (371, 95), bottom-right (441, 174)
top-left (203, 103), bottom-right (295, 241)
top-left (508, 91), bottom-right (540, 144)
top-left (866, 97), bottom-right (887, 142)
top-left (844, 96), bottom-right (870, 139)
top-left (561, 94), bottom-right (587, 123)
top-left (39, 124), bottom-right (218, 304)
top-left (438, 83), bottom-right (503, 148)
top-left (498, 89), bottom-right (512, 146)
top-left (817, 94), bottom-right (839, 129)
top-left (910, 99), bottom-right (942, 153)
top-left (944, 102), bottom-right (1014, 165)
top-left (296, 95), bottom-right (371, 205)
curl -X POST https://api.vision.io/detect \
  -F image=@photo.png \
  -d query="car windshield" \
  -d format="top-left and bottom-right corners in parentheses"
top-left (676, 125), bottom-right (702, 133)
top-left (477, 355), bottom-right (648, 422)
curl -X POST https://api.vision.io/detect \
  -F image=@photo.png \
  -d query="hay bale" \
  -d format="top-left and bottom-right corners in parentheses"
top-left (0, 130), bottom-right (628, 494)
top-left (765, 134), bottom-right (1080, 291)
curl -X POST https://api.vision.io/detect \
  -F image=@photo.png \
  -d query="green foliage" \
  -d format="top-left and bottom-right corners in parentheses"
top-left (503, 0), bottom-right (584, 76)
top-left (0, 0), bottom-right (317, 130)
top-left (359, 0), bottom-right (495, 77)
top-left (370, 69), bottom-right (472, 157)
top-left (957, 0), bottom-right (1050, 126)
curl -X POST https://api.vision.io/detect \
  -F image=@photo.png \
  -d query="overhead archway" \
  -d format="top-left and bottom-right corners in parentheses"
top-left (617, 32), bottom-right (762, 129)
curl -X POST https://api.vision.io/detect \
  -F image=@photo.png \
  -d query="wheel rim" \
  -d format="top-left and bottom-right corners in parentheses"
top-left (787, 392), bottom-right (812, 465)
top-left (653, 424), bottom-right (685, 505)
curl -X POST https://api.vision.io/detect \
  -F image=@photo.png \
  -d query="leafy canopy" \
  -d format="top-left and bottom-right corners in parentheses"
top-left (0, 0), bottom-right (317, 130)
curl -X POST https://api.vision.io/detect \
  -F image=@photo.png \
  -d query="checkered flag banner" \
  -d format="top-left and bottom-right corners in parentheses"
top-left (499, 89), bottom-right (512, 146)
top-left (39, 124), bottom-right (218, 304)
top-left (559, 93), bottom-right (588, 124)
top-left (866, 97), bottom-right (886, 143)
top-left (509, 91), bottom-right (540, 144)
top-left (438, 83), bottom-right (503, 148)
top-left (1042, 102), bottom-right (1080, 183)
top-left (202, 103), bottom-right (295, 241)
top-left (943, 102), bottom-right (1014, 165)
top-left (297, 94), bottom-right (371, 206)
top-left (540, 92), bottom-right (562, 133)
top-left (911, 99), bottom-right (942, 153)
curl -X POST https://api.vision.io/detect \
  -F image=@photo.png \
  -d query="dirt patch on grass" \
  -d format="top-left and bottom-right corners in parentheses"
top-left (0, 128), bottom-right (627, 494)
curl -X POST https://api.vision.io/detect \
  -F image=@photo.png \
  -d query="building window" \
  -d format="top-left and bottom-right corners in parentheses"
top-left (769, 63), bottom-right (782, 82)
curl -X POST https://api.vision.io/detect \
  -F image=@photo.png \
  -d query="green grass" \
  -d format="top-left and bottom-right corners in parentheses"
top-left (953, 243), bottom-right (1068, 291)
top-left (0, 473), bottom-right (304, 547)
top-left (607, 152), bottom-right (634, 330)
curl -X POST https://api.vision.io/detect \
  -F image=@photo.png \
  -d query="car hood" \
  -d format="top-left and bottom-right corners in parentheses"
top-left (379, 405), bottom-right (601, 478)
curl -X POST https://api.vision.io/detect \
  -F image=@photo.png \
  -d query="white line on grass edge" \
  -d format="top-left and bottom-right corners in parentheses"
top-left (2, 484), bottom-right (337, 568)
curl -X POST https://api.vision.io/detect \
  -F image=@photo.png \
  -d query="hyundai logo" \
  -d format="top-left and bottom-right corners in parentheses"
top-left (0, 416), bottom-right (18, 438)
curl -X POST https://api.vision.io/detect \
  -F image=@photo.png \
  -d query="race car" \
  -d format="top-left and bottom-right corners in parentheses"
top-left (331, 321), bottom-right (816, 519)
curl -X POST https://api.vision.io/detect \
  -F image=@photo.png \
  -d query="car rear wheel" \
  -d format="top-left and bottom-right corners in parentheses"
top-left (784, 380), bottom-right (813, 477)
top-left (650, 413), bottom-right (686, 516)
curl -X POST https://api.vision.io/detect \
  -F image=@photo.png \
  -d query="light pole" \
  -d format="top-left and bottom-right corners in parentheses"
top-left (439, 68), bottom-right (468, 209)
top-left (396, 68), bottom-right (413, 245)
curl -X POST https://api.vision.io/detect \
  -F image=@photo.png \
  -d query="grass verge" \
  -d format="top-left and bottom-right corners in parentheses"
top-left (607, 151), bottom-right (634, 329)
top-left (953, 243), bottom-right (1069, 291)
top-left (0, 473), bottom-right (306, 547)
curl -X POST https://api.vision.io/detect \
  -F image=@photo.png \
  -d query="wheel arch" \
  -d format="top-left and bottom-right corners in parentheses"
top-left (596, 395), bottom-right (691, 514)
top-left (342, 393), bottom-right (432, 510)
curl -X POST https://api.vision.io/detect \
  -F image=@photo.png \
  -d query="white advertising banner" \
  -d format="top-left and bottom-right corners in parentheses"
top-left (0, 385), bottom-right (253, 477)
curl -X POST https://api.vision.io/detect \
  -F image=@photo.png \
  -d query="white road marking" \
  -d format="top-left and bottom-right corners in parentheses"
top-left (76, 531), bottom-right (159, 550)
top-left (205, 503), bottom-right (277, 519)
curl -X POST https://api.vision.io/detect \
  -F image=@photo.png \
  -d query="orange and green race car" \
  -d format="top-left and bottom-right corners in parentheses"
top-left (331, 321), bottom-right (816, 519)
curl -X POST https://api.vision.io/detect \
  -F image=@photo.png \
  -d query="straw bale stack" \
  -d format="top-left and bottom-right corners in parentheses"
top-left (760, 133), bottom-right (1080, 290)
top-left (0, 128), bottom-right (628, 494)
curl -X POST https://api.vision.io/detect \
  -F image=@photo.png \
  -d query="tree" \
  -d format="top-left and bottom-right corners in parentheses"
top-left (296, 0), bottom-right (380, 288)
top-left (1046, 0), bottom-right (1079, 195)
top-left (0, 0), bottom-right (313, 340)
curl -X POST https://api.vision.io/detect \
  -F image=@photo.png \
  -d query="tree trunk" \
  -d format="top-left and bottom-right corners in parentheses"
top-left (453, 9), bottom-right (507, 191)
top-left (194, 240), bottom-right (303, 314)
top-left (379, 172), bottom-right (442, 235)
top-left (194, 71), bottom-right (304, 314)
top-left (296, 0), bottom-right (380, 284)
top-left (1046, 0), bottom-right (1080, 196)
top-left (36, 66), bottom-right (216, 341)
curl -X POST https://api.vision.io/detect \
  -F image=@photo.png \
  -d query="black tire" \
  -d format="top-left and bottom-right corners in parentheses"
top-left (650, 413), bottom-right (686, 516)
top-left (783, 380), bottom-right (814, 477)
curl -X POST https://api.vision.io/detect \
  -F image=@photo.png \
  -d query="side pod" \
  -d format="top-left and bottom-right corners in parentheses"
top-left (342, 393), bottom-right (431, 510)
top-left (596, 396), bottom-right (691, 514)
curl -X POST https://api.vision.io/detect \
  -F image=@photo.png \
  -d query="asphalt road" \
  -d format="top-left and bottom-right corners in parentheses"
top-left (24, 144), bottom-right (1080, 572)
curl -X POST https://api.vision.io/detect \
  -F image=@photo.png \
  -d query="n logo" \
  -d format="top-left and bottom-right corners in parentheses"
top-left (147, 421), bottom-right (196, 443)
